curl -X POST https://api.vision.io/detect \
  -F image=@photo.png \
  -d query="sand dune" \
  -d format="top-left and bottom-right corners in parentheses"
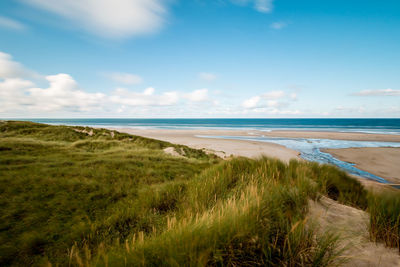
top-left (117, 127), bottom-right (400, 265)
top-left (309, 196), bottom-right (400, 266)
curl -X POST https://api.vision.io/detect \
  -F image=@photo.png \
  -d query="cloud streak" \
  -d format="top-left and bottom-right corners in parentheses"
top-left (106, 72), bottom-right (143, 85)
top-left (0, 16), bottom-right (26, 31)
top-left (231, 0), bottom-right (273, 13)
top-left (270, 21), bottom-right (287, 30)
top-left (353, 89), bottom-right (400, 96)
top-left (22, 0), bottom-right (169, 38)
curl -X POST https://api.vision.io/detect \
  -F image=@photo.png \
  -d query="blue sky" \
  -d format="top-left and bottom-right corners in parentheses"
top-left (0, 0), bottom-right (399, 118)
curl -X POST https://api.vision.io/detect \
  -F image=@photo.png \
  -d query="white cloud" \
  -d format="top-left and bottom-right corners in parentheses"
top-left (353, 89), bottom-right (400, 96)
top-left (0, 51), bottom-right (188, 115)
top-left (231, 0), bottom-right (273, 13)
top-left (242, 90), bottom-right (298, 114)
top-left (110, 87), bottom-right (179, 106)
top-left (184, 89), bottom-right (209, 102)
top-left (28, 74), bottom-right (106, 112)
top-left (270, 21), bottom-right (287, 30)
top-left (198, 72), bottom-right (217, 81)
top-left (242, 96), bottom-right (260, 108)
top-left (0, 52), bottom-right (33, 79)
top-left (0, 16), bottom-right (26, 31)
top-left (335, 106), bottom-right (366, 114)
top-left (0, 78), bottom-right (35, 112)
top-left (107, 72), bottom-right (143, 85)
top-left (0, 74), bottom-right (105, 112)
top-left (254, 0), bottom-right (273, 13)
top-left (22, 0), bottom-right (169, 38)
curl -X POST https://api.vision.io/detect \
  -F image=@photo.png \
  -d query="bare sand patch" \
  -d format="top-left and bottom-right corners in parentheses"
top-left (309, 196), bottom-right (400, 267)
top-left (163, 147), bottom-right (185, 158)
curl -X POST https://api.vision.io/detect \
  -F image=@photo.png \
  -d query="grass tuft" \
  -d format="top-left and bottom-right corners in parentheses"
top-left (368, 192), bottom-right (400, 252)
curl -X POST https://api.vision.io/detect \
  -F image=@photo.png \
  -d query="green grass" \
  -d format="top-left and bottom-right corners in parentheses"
top-left (1, 120), bottom-right (398, 266)
top-left (93, 157), bottom-right (344, 267)
top-left (368, 192), bottom-right (400, 252)
top-left (0, 121), bottom-right (218, 266)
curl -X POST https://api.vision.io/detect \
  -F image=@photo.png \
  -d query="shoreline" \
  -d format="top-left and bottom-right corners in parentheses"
top-left (115, 128), bottom-right (400, 187)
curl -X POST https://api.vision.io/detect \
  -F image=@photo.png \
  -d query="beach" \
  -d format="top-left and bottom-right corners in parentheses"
top-left (115, 128), bottom-right (300, 162)
top-left (323, 147), bottom-right (400, 184)
top-left (117, 128), bottom-right (400, 185)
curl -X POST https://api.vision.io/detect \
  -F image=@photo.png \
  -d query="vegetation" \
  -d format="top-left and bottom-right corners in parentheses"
top-left (368, 192), bottom-right (400, 252)
top-left (92, 157), bottom-right (345, 267)
top-left (0, 121), bottom-right (218, 266)
top-left (0, 121), bottom-right (399, 266)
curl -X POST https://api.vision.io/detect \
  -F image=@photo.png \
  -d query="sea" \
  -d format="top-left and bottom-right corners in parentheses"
top-left (17, 118), bottom-right (400, 134)
top-left (15, 118), bottom-right (400, 184)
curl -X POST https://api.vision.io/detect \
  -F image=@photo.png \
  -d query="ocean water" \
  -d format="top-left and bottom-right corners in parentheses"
top-left (16, 118), bottom-right (400, 134)
top-left (197, 135), bottom-right (400, 184)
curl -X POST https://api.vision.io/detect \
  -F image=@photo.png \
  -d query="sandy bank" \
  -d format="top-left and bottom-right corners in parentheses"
top-left (115, 128), bottom-right (300, 162)
top-left (263, 130), bottom-right (400, 142)
top-left (309, 196), bottom-right (400, 266)
top-left (323, 147), bottom-right (400, 184)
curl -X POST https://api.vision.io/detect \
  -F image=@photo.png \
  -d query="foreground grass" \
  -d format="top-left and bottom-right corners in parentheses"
top-left (368, 192), bottom-right (400, 252)
top-left (1, 121), bottom-right (399, 266)
top-left (91, 157), bottom-right (348, 267)
top-left (0, 121), bottom-right (218, 266)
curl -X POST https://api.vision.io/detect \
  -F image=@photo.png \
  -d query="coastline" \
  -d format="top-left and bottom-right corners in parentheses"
top-left (115, 128), bottom-right (400, 186)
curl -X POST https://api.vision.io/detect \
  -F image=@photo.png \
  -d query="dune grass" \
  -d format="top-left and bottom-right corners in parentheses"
top-left (1, 120), bottom-right (398, 266)
top-left (0, 121), bottom-right (218, 266)
top-left (368, 192), bottom-right (400, 252)
top-left (87, 157), bottom-right (345, 267)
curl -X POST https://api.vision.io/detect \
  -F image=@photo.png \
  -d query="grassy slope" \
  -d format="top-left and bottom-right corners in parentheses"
top-left (0, 121), bottom-right (218, 266)
top-left (0, 121), bottom-right (398, 266)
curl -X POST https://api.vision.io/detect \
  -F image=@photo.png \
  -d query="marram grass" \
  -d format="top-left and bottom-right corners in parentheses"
top-left (368, 192), bottom-right (400, 252)
top-left (0, 121), bottom-right (398, 266)
top-left (0, 121), bottom-right (217, 266)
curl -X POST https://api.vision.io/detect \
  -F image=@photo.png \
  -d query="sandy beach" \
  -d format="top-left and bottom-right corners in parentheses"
top-left (260, 130), bottom-right (400, 142)
top-left (116, 128), bottom-right (400, 185)
top-left (116, 128), bottom-right (300, 162)
top-left (323, 147), bottom-right (400, 184)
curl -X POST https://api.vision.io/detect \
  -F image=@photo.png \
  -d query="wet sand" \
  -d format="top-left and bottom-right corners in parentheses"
top-left (261, 130), bottom-right (400, 142)
top-left (323, 147), bottom-right (400, 184)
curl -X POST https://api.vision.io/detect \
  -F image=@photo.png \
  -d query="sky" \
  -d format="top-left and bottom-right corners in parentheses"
top-left (0, 0), bottom-right (399, 118)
